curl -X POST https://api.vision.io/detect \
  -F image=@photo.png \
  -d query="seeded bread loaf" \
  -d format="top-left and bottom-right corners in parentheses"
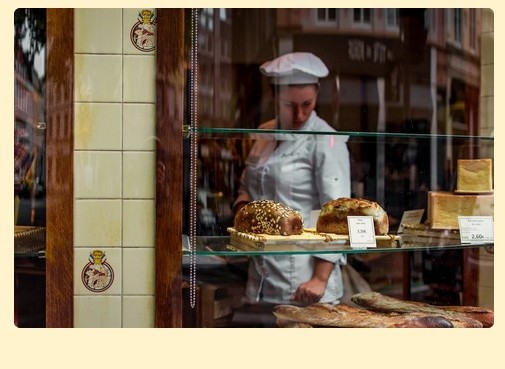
top-left (316, 197), bottom-right (389, 235)
top-left (234, 200), bottom-right (303, 236)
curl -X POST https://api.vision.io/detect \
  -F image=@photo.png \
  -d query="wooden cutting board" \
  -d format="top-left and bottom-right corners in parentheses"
top-left (399, 223), bottom-right (462, 247)
top-left (227, 227), bottom-right (400, 250)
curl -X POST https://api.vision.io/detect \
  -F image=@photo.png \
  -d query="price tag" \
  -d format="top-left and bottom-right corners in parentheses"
top-left (458, 216), bottom-right (494, 244)
top-left (347, 216), bottom-right (377, 248)
top-left (397, 209), bottom-right (425, 233)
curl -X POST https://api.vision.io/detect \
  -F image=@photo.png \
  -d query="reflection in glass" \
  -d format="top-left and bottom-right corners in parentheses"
top-left (14, 8), bottom-right (47, 328)
top-left (185, 8), bottom-right (492, 237)
top-left (14, 8), bottom-right (46, 227)
top-left (180, 9), bottom-right (493, 326)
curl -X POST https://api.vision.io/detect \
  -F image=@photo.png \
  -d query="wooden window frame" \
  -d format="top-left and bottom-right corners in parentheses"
top-left (45, 8), bottom-right (74, 327)
top-left (45, 8), bottom-right (185, 328)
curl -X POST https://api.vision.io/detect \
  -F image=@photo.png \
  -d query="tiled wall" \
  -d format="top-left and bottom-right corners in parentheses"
top-left (73, 9), bottom-right (156, 327)
top-left (480, 9), bottom-right (494, 139)
top-left (478, 9), bottom-right (494, 309)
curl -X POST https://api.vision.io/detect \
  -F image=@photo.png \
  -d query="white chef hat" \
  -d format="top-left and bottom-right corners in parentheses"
top-left (260, 52), bottom-right (329, 85)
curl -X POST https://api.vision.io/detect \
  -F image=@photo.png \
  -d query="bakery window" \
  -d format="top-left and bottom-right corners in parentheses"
top-left (173, 8), bottom-right (494, 328)
top-left (14, 8), bottom-right (47, 328)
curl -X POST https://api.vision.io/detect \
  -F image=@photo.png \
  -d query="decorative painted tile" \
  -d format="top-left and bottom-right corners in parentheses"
top-left (75, 200), bottom-right (122, 247)
top-left (75, 9), bottom-right (122, 54)
top-left (123, 55), bottom-right (156, 103)
top-left (74, 151), bottom-right (122, 198)
top-left (123, 200), bottom-right (155, 247)
top-left (123, 104), bottom-right (156, 151)
top-left (123, 296), bottom-right (155, 328)
top-left (75, 54), bottom-right (122, 102)
top-left (123, 9), bottom-right (156, 55)
top-left (74, 248), bottom-right (122, 295)
top-left (74, 296), bottom-right (122, 328)
top-left (123, 152), bottom-right (155, 198)
top-left (123, 248), bottom-right (155, 295)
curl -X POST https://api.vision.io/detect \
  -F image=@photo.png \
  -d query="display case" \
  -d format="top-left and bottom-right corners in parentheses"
top-left (15, 8), bottom-right (492, 328)
top-left (170, 8), bottom-right (494, 327)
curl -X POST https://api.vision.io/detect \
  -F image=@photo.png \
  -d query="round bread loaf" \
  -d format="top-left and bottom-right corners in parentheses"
top-left (316, 197), bottom-right (389, 235)
top-left (234, 200), bottom-right (304, 236)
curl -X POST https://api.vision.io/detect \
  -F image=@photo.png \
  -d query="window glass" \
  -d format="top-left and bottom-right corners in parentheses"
top-left (14, 8), bottom-right (47, 328)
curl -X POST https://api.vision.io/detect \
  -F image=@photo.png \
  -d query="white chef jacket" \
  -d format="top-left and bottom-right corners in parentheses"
top-left (235, 111), bottom-right (351, 304)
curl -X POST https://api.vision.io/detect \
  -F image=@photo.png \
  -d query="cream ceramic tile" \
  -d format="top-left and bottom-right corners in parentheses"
top-left (75, 103), bottom-right (122, 150)
top-left (479, 247), bottom-right (495, 260)
top-left (123, 296), bottom-right (155, 327)
top-left (478, 258), bottom-right (494, 288)
top-left (75, 9), bottom-right (122, 54)
top-left (481, 9), bottom-right (494, 34)
top-left (75, 200), bottom-right (122, 247)
top-left (123, 9), bottom-right (157, 55)
top-left (123, 200), bottom-right (155, 247)
top-left (74, 296), bottom-right (122, 327)
top-left (74, 248), bottom-right (122, 295)
top-left (123, 55), bottom-right (156, 103)
top-left (123, 104), bottom-right (156, 150)
top-left (478, 286), bottom-right (494, 310)
top-left (123, 248), bottom-right (155, 295)
top-left (123, 152), bottom-right (155, 198)
top-left (75, 54), bottom-right (122, 102)
top-left (480, 96), bottom-right (494, 130)
top-left (481, 32), bottom-right (494, 66)
top-left (481, 64), bottom-right (494, 98)
top-left (75, 151), bottom-right (122, 198)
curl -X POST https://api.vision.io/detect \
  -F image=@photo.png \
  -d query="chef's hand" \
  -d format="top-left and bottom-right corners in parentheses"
top-left (291, 258), bottom-right (335, 305)
top-left (292, 278), bottom-right (327, 305)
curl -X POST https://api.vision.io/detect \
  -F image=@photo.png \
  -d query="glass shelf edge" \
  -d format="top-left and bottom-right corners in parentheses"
top-left (182, 238), bottom-right (494, 257)
top-left (187, 127), bottom-right (494, 141)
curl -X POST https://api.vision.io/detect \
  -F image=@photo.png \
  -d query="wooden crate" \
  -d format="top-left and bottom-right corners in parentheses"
top-left (183, 281), bottom-right (245, 327)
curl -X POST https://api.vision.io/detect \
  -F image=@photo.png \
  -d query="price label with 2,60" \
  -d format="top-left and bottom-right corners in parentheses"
top-left (458, 216), bottom-right (494, 244)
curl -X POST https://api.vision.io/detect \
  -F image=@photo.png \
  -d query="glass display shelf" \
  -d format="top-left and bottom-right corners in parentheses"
top-left (184, 127), bottom-right (495, 141)
top-left (183, 235), bottom-right (493, 257)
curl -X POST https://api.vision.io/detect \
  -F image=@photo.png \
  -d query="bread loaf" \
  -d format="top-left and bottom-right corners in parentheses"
top-left (316, 197), bottom-right (389, 235)
top-left (457, 159), bottom-right (493, 193)
top-left (436, 305), bottom-right (494, 328)
top-left (273, 303), bottom-right (454, 328)
top-left (234, 200), bottom-right (303, 236)
top-left (351, 292), bottom-right (484, 328)
top-left (428, 191), bottom-right (494, 229)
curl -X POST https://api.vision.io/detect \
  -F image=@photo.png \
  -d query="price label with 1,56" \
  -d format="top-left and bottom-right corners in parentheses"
top-left (347, 216), bottom-right (377, 248)
top-left (458, 216), bottom-right (494, 244)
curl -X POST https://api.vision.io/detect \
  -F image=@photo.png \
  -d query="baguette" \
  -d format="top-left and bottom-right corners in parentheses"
top-left (273, 303), bottom-right (454, 328)
top-left (276, 318), bottom-right (313, 328)
top-left (437, 305), bottom-right (494, 328)
top-left (351, 292), bottom-right (483, 328)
